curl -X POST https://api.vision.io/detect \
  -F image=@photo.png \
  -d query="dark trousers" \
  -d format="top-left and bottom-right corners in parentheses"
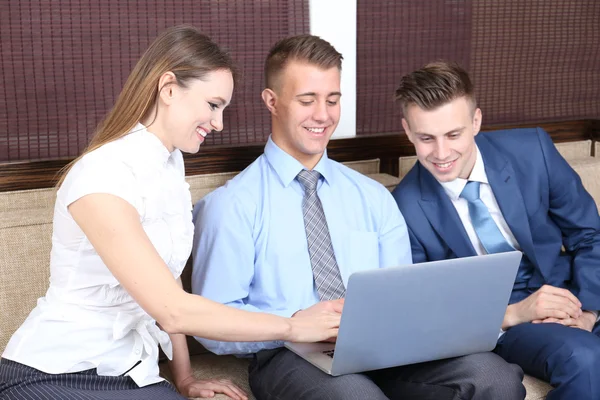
top-left (0, 358), bottom-right (185, 400)
top-left (495, 321), bottom-right (600, 400)
top-left (249, 348), bottom-right (525, 400)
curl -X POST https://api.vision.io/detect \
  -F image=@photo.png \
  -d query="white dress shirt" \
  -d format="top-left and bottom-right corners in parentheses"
top-left (439, 146), bottom-right (520, 255)
top-left (3, 124), bottom-right (194, 387)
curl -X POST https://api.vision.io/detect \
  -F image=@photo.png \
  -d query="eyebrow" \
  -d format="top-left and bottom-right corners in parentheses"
top-left (415, 127), bottom-right (465, 136)
top-left (296, 91), bottom-right (342, 98)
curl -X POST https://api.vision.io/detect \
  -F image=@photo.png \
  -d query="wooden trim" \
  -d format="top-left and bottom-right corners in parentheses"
top-left (486, 119), bottom-right (595, 143)
top-left (0, 159), bottom-right (71, 192)
top-left (590, 119), bottom-right (600, 157)
top-left (0, 119), bottom-right (597, 192)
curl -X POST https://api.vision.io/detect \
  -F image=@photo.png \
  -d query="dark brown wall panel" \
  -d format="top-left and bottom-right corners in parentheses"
top-left (0, 1), bottom-right (309, 162)
top-left (356, 0), bottom-right (600, 135)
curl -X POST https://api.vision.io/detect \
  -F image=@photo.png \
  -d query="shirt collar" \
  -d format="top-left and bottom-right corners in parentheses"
top-left (131, 123), bottom-right (173, 167)
top-left (263, 135), bottom-right (333, 188)
top-left (439, 145), bottom-right (488, 200)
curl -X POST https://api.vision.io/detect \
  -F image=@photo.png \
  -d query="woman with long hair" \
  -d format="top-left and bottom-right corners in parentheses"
top-left (0, 25), bottom-right (340, 400)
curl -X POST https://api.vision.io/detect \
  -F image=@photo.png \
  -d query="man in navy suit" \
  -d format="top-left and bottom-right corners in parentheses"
top-left (392, 61), bottom-right (600, 400)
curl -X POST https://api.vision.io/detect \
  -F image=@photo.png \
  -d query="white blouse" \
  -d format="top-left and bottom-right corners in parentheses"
top-left (3, 124), bottom-right (194, 387)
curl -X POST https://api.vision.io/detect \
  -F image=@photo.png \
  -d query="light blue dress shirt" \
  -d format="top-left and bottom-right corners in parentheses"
top-left (191, 137), bottom-right (412, 355)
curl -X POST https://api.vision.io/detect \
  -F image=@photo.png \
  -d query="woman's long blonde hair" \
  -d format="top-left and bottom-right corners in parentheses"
top-left (56, 25), bottom-right (235, 186)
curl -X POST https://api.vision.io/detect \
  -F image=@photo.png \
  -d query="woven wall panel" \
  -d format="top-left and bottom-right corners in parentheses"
top-left (357, 0), bottom-right (472, 135)
top-left (357, 0), bottom-right (600, 135)
top-left (0, 1), bottom-right (309, 161)
top-left (471, 0), bottom-right (600, 124)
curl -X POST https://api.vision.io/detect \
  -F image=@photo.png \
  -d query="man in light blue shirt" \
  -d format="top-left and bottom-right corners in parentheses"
top-left (192, 35), bottom-right (524, 400)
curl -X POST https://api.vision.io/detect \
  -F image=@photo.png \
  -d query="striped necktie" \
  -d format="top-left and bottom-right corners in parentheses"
top-left (297, 169), bottom-right (345, 300)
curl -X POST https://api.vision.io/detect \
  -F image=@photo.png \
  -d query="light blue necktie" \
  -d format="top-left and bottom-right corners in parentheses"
top-left (460, 181), bottom-right (515, 254)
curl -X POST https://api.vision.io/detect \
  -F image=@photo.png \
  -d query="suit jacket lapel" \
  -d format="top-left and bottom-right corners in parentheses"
top-left (478, 136), bottom-right (543, 276)
top-left (417, 164), bottom-right (477, 258)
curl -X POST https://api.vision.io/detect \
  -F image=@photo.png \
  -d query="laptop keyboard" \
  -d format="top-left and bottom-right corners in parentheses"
top-left (322, 349), bottom-right (335, 358)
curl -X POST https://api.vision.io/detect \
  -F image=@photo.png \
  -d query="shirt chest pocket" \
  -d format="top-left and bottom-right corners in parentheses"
top-left (339, 230), bottom-right (380, 284)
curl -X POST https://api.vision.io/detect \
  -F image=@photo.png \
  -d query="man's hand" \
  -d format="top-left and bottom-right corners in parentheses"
top-left (502, 285), bottom-right (582, 330)
top-left (533, 310), bottom-right (597, 332)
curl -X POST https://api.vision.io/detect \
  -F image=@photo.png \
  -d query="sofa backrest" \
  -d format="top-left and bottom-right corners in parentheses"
top-left (0, 207), bottom-right (53, 351)
top-left (0, 159), bottom-right (397, 353)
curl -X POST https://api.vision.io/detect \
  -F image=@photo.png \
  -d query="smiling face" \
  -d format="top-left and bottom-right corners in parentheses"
top-left (403, 96), bottom-right (482, 182)
top-left (262, 61), bottom-right (341, 169)
top-left (148, 68), bottom-right (234, 154)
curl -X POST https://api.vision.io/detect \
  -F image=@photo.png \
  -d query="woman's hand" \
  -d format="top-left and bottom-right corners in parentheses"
top-left (166, 293), bottom-right (248, 400)
top-left (176, 374), bottom-right (248, 400)
top-left (287, 299), bottom-right (343, 342)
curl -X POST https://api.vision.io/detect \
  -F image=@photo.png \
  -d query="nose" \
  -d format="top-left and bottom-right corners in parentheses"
top-left (211, 115), bottom-right (223, 132)
top-left (313, 100), bottom-right (329, 122)
top-left (435, 138), bottom-right (451, 160)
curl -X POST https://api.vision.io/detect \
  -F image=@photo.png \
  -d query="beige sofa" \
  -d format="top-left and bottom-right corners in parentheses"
top-left (1, 144), bottom-right (599, 399)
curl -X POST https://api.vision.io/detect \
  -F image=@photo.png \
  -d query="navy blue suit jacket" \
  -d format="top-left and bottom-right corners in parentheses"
top-left (392, 128), bottom-right (600, 309)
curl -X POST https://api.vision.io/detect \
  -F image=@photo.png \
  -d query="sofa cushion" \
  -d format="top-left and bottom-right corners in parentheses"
top-left (0, 187), bottom-right (56, 212)
top-left (554, 140), bottom-right (592, 159)
top-left (399, 156), bottom-right (418, 180)
top-left (186, 171), bottom-right (239, 204)
top-left (523, 375), bottom-right (553, 400)
top-left (0, 208), bottom-right (53, 351)
top-left (343, 159), bottom-right (381, 175)
top-left (367, 173), bottom-right (400, 191)
top-left (569, 157), bottom-right (600, 210)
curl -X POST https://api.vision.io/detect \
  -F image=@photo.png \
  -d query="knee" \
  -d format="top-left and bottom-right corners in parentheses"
top-left (548, 342), bottom-right (600, 398)
top-left (467, 353), bottom-right (525, 400)
top-left (557, 342), bottom-right (600, 375)
top-left (327, 374), bottom-right (384, 398)
top-left (486, 363), bottom-right (525, 399)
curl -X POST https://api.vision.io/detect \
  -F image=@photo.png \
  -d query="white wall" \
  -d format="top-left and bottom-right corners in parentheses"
top-left (309, 0), bottom-right (357, 139)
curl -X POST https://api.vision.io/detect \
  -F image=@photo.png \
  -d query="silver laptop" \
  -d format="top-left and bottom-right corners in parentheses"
top-left (285, 251), bottom-right (522, 376)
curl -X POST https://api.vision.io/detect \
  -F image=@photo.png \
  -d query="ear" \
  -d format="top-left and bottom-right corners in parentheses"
top-left (402, 118), bottom-right (416, 144)
top-left (261, 88), bottom-right (277, 115)
top-left (157, 71), bottom-right (178, 105)
top-left (472, 108), bottom-right (482, 137)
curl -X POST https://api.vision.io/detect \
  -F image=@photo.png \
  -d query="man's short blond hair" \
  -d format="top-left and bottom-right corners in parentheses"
top-left (264, 35), bottom-right (343, 90)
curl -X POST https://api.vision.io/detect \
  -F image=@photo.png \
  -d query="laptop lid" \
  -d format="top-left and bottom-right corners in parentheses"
top-left (330, 251), bottom-right (522, 375)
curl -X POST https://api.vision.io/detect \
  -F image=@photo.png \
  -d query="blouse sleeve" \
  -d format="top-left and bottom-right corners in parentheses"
top-left (60, 154), bottom-right (141, 213)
